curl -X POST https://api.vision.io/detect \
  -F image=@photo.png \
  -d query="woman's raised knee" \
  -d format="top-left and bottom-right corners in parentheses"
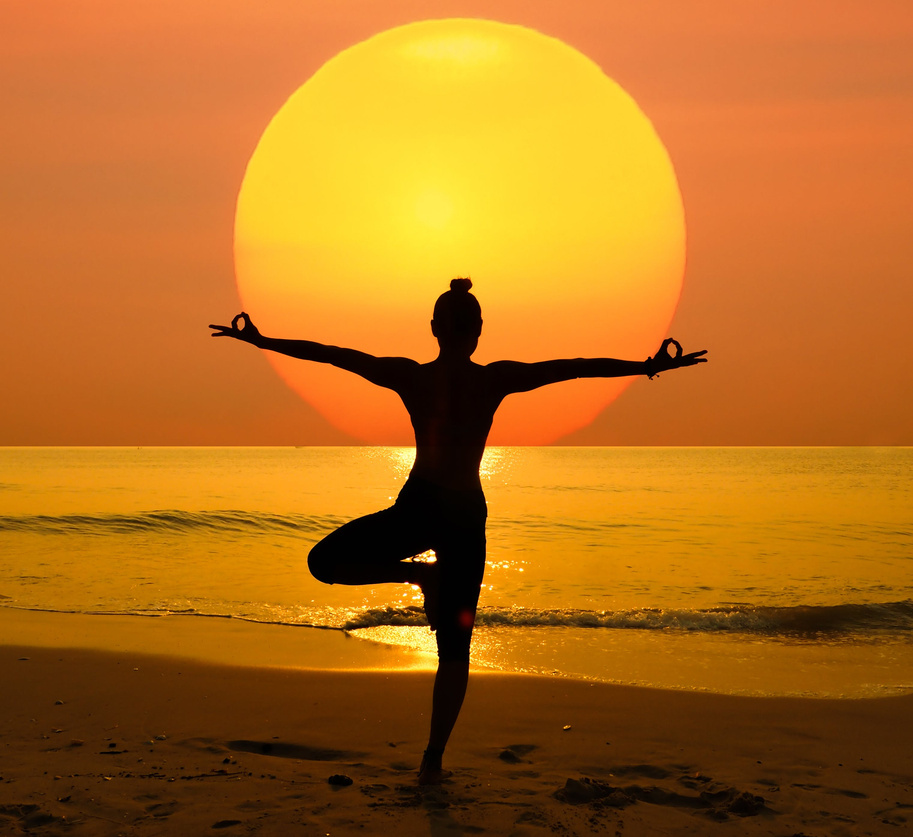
top-left (307, 540), bottom-right (336, 585)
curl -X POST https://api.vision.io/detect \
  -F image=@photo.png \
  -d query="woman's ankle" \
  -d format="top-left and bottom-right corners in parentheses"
top-left (418, 746), bottom-right (447, 785)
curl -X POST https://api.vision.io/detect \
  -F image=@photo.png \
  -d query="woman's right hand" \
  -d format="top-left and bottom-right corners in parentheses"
top-left (646, 338), bottom-right (707, 378)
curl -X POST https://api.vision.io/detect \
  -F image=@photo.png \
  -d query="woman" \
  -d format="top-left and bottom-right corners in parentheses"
top-left (210, 278), bottom-right (706, 784)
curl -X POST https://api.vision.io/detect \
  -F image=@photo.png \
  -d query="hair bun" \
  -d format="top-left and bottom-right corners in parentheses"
top-left (450, 277), bottom-right (472, 292)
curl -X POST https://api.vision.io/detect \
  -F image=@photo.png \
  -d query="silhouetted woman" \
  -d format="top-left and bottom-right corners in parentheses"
top-left (210, 278), bottom-right (706, 784)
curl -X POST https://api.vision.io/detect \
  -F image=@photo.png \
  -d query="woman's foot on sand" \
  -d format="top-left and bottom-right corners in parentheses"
top-left (418, 747), bottom-right (451, 786)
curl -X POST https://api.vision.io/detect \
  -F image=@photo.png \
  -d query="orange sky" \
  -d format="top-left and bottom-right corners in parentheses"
top-left (2, 0), bottom-right (911, 445)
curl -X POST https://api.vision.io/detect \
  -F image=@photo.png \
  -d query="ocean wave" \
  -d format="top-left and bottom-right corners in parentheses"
top-left (343, 600), bottom-right (913, 636)
top-left (0, 509), bottom-right (660, 540)
top-left (4, 598), bottom-right (910, 639)
top-left (0, 510), bottom-right (345, 538)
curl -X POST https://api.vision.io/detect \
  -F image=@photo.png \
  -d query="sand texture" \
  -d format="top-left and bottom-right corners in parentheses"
top-left (3, 626), bottom-right (913, 837)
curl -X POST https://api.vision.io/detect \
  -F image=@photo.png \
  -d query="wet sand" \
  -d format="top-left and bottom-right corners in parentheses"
top-left (2, 610), bottom-right (911, 835)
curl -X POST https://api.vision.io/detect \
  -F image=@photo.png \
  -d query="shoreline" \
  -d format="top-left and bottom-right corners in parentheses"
top-left (3, 609), bottom-right (913, 834)
top-left (0, 607), bottom-right (435, 673)
top-left (5, 607), bottom-right (912, 701)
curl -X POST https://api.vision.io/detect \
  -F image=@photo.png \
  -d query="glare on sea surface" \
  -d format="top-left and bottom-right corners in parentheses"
top-left (378, 446), bottom-right (516, 485)
top-left (380, 447), bottom-right (416, 482)
top-left (353, 626), bottom-right (441, 661)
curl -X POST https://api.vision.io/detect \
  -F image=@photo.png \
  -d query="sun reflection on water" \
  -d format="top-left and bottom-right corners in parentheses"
top-left (480, 447), bottom-right (517, 483)
top-left (380, 447), bottom-right (416, 481)
top-left (376, 446), bottom-right (519, 484)
top-left (350, 626), bottom-right (439, 662)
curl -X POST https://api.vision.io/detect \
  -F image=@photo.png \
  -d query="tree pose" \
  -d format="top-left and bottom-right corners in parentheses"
top-left (210, 278), bottom-right (706, 784)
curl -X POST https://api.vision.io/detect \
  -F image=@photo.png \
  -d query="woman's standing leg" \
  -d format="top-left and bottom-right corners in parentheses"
top-left (419, 496), bottom-right (487, 785)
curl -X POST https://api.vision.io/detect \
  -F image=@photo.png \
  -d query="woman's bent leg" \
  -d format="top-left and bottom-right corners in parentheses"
top-left (308, 504), bottom-right (429, 587)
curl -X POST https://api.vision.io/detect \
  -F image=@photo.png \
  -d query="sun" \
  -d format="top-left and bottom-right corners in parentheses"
top-left (234, 19), bottom-right (685, 444)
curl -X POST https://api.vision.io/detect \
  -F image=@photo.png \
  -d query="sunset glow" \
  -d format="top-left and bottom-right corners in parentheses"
top-left (4, 5), bottom-right (913, 830)
top-left (235, 19), bottom-right (685, 443)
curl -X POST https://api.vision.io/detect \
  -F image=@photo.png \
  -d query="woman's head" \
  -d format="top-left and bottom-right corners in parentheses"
top-left (431, 278), bottom-right (483, 355)
top-left (433, 278), bottom-right (482, 333)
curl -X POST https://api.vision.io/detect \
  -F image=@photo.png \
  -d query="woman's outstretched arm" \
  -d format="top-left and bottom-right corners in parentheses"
top-left (209, 312), bottom-right (418, 390)
top-left (490, 338), bottom-right (707, 395)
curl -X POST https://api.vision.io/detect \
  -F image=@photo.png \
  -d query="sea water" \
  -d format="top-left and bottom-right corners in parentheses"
top-left (1, 446), bottom-right (911, 697)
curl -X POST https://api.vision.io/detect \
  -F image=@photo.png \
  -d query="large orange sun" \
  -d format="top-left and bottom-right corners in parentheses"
top-left (234, 19), bottom-right (685, 444)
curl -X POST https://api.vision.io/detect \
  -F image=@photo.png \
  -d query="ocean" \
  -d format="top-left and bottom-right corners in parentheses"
top-left (2, 446), bottom-right (911, 697)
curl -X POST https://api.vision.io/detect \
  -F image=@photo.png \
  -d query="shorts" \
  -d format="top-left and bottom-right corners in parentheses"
top-left (308, 475), bottom-right (487, 662)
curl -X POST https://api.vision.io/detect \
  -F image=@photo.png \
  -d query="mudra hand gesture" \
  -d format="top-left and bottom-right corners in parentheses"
top-left (209, 312), bottom-right (261, 344)
top-left (645, 338), bottom-right (707, 379)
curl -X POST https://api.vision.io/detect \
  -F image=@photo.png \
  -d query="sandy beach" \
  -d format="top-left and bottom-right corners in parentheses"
top-left (2, 610), bottom-right (911, 836)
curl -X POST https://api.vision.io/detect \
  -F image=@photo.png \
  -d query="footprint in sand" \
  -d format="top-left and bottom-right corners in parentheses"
top-left (554, 775), bottom-right (767, 820)
top-left (498, 744), bottom-right (538, 764)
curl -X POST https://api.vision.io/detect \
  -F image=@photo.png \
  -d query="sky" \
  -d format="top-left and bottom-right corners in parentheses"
top-left (2, 0), bottom-right (912, 446)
